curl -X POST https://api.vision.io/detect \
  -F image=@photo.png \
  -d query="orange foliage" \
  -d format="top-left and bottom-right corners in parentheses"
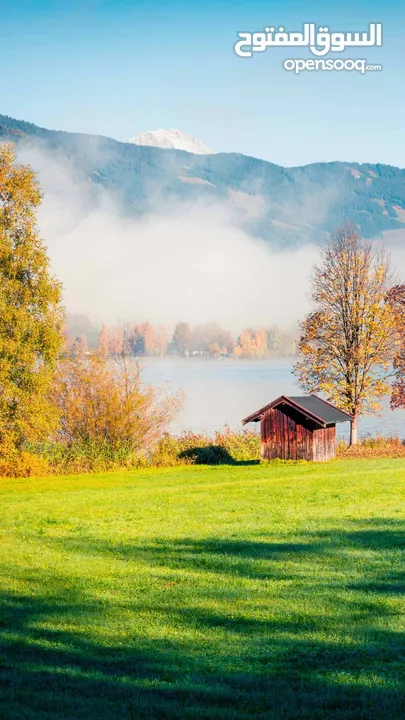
top-left (51, 352), bottom-right (183, 453)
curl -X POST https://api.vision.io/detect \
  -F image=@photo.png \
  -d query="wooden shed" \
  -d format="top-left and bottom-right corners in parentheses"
top-left (242, 395), bottom-right (353, 462)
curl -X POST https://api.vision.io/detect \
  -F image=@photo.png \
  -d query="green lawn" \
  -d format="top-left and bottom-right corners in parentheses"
top-left (1, 459), bottom-right (405, 719)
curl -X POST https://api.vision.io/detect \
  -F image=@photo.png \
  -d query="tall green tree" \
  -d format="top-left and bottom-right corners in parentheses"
top-left (0, 143), bottom-right (65, 457)
top-left (294, 225), bottom-right (400, 445)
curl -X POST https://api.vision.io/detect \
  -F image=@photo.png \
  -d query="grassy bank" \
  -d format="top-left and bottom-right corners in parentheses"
top-left (11, 430), bottom-right (405, 478)
top-left (1, 459), bottom-right (405, 718)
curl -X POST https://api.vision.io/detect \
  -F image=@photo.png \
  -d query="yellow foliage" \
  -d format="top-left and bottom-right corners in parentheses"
top-left (0, 143), bottom-right (65, 458)
top-left (0, 449), bottom-right (49, 478)
top-left (50, 352), bottom-right (183, 454)
top-left (294, 225), bottom-right (400, 441)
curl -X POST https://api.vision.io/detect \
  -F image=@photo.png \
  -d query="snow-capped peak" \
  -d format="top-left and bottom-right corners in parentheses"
top-left (126, 129), bottom-right (213, 155)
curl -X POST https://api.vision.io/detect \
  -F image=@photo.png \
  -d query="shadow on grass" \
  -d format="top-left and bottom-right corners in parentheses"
top-left (178, 445), bottom-right (260, 465)
top-left (1, 520), bottom-right (405, 719)
top-left (48, 536), bottom-right (320, 581)
top-left (46, 518), bottom-right (405, 581)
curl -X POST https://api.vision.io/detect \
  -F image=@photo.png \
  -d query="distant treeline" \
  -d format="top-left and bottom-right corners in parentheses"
top-left (65, 320), bottom-right (298, 359)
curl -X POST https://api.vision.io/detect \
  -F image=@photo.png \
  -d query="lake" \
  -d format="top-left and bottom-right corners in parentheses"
top-left (140, 357), bottom-right (405, 441)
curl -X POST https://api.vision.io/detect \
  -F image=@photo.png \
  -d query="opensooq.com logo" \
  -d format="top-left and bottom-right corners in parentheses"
top-left (234, 23), bottom-right (383, 75)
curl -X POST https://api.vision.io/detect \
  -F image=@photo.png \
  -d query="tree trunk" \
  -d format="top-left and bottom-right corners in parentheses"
top-left (350, 413), bottom-right (358, 446)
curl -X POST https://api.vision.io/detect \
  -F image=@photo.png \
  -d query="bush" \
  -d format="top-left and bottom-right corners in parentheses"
top-left (215, 427), bottom-right (261, 462)
top-left (151, 427), bottom-right (261, 467)
top-left (6, 427), bottom-right (405, 477)
top-left (0, 449), bottom-right (49, 478)
top-left (50, 352), bottom-right (182, 456)
top-left (30, 440), bottom-right (149, 475)
top-left (20, 428), bottom-right (259, 475)
top-left (337, 434), bottom-right (405, 458)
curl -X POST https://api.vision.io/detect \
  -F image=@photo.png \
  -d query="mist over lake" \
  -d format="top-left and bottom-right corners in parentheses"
top-left (140, 358), bottom-right (405, 441)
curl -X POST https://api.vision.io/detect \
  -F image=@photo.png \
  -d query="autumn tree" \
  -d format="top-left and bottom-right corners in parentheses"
top-left (127, 321), bottom-right (155, 356)
top-left (172, 322), bottom-right (193, 354)
top-left (98, 323), bottom-right (109, 356)
top-left (234, 328), bottom-right (267, 359)
top-left (386, 284), bottom-right (405, 409)
top-left (294, 225), bottom-right (400, 445)
top-left (154, 326), bottom-right (169, 357)
top-left (72, 334), bottom-right (88, 357)
top-left (141, 321), bottom-right (156, 355)
top-left (266, 325), bottom-right (297, 357)
top-left (233, 330), bottom-right (250, 358)
top-left (62, 321), bottom-right (74, 356)
top-left (127, 324), bottom-right (144, 356)
top-left (51, 352), bottom-right (182, 455)
top-left (109, 327), bottom-right (124, 356)
top-left (0, 143), bottom-right (65, 458)
top-left (192, 322), bottom-right (234, 356)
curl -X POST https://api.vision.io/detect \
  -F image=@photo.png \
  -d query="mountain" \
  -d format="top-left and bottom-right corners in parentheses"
top-left (1, 113), bottom-right (405, 247)
top-left (127, 128), bottom-right (213, 154)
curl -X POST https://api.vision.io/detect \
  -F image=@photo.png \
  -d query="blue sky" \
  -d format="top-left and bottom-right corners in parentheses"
top-left (1, 0), bottom-right (403, 166)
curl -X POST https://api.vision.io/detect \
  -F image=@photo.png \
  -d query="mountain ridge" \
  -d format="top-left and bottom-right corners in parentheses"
top-left (1, 112), bottom-right (405, 247)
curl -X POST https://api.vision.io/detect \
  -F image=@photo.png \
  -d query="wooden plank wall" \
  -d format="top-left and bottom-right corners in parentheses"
top-left (312, 425), bottom-right (336, 462)
top-left (261, 408), bottom-right (336, 461)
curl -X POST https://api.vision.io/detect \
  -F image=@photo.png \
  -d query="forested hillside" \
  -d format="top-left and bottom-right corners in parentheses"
top-left (1, 113), bottom-right (404, 246)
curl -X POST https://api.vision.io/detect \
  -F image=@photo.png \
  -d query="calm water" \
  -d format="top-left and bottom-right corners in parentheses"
top-left (140, 357), bottom-right (405, 441)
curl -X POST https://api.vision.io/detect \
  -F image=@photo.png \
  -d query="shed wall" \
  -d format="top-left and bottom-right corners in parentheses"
top-left (312, 425), bottom-right (336, 462)
top-left (260, 408), bottom-right (336, 461)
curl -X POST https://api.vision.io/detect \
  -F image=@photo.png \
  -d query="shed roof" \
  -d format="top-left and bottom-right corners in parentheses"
top-left (242, 395), bottom-right (353, 427)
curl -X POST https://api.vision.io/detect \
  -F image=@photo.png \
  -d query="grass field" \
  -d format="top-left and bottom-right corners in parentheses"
top-left (1, 459), bottom-right (405, 719)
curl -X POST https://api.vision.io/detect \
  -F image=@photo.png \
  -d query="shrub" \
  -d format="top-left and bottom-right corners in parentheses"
top-left (0, 449), bottom-right (49, 478)
top-left (337, 434), bottom-right (405, 458)
top-left (214, 426), bottom-right (261, 462)
top-left (150, 427), bottom-right (260, 466)
top-left (30, 439), bottom-right (150, 475)
top-left (49, 352), bottom-right (183, 464)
